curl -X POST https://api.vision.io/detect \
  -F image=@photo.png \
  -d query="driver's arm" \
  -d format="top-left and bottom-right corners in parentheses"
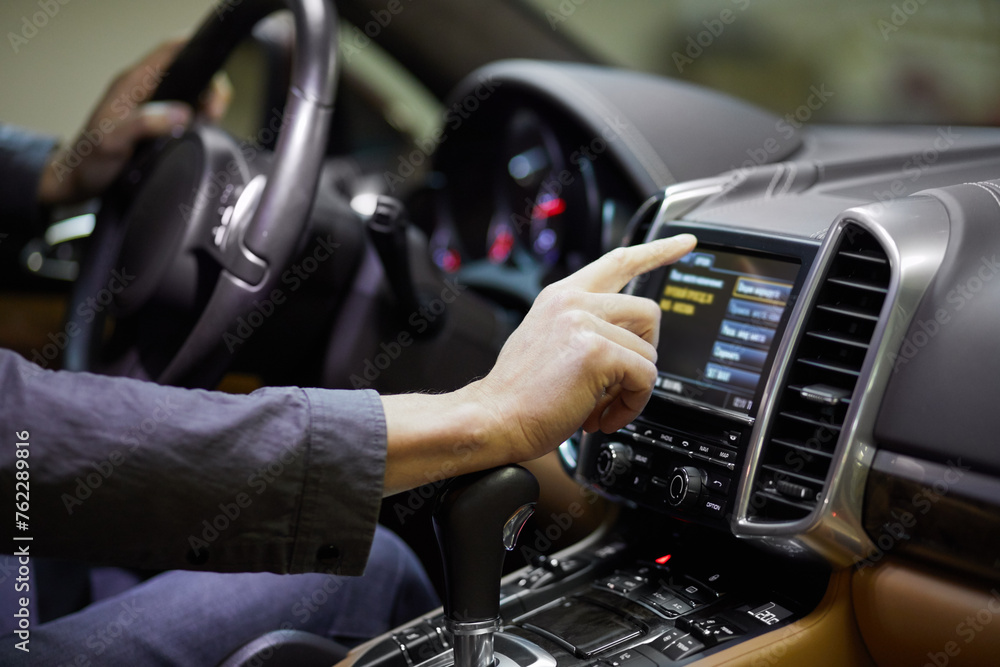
top-left (0, 235), bottom-right (694, 577)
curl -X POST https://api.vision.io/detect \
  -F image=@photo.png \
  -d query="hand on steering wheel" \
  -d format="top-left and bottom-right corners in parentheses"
top-left (63, 0), bottom-right (339, 388)
top-left (38, 41), bottom-right (231, 208)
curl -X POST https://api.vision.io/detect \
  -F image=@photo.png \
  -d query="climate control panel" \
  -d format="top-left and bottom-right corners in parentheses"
top-left (578, 398), bottom-right (750, 528)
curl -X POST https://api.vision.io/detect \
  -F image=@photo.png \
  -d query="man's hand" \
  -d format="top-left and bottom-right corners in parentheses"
top-left (470, 233), bottom-right (698, 462)
top-left (38, 40), bottom-right (231, 207)
top-left (380, 234), bottom-right (697, 496)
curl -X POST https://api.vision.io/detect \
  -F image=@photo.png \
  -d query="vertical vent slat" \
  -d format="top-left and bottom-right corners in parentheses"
top-left (749, 224), bottom-right (889, 523)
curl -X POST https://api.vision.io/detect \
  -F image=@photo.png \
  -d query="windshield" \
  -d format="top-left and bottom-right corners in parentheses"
top-left (521, 0), bottom-right (1000, 126)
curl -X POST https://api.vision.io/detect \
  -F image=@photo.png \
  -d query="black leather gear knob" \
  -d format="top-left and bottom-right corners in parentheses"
top-left (433, 465), bottom-right (539, 623)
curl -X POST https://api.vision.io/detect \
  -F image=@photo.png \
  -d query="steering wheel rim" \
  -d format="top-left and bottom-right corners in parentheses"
top-left (63, 0), bottom-right (339, 388)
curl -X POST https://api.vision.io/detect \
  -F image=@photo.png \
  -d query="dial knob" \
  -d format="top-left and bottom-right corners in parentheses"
top-left (666, 466), bottom-right (704, 509)
top-left (595, 442), bottom-right (631, 487)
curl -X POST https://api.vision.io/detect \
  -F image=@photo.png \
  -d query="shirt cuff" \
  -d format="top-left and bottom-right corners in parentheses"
top-left (293, 387), bottom-right (388, 576)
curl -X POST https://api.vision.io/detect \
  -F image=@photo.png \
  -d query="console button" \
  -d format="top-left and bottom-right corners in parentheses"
top-left (655, 431), bottom-right (675, 446)
top-left (604, 648), bottom-right (656, 667)
top-left (713, 447), bottom-right (737, 465)
top-left (694, 442), bottom-right (713, 457)
top-left (700, 496), bottom-right (727, 518)
top-left (632, 451), bottom-right (653, 468)
top-left (694, 572), bottom-right (728, 597)
top-left (650, 627), bottom-right (688, 652)
top-left (708, 621), bottom-right (744, 643)
top-left (596, 574), bottom-right (647, 595)
top-left (704, 471), bottom-right (731, 494)
top-left (677, 577), bottom-right (717, 606)
top-left (641, 587), bottom-right (693, 616)
top-left (663, 636), bottom-right (705, 661)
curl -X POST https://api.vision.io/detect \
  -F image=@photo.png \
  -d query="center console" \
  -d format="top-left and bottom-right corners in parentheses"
top-left (353, 519), bottom-right (828, 667)
top-left (352, 224), bottom-right (830, 667)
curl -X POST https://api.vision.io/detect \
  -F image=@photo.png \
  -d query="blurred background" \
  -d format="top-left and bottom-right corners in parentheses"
top-left (0, 0), bottom-right (212, 140)
top-left (3, 0), bottom-right (1000, 144)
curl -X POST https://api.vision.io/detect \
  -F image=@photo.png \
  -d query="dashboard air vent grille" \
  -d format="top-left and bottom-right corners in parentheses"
top-left (749, 224), bottom-right (889, 522)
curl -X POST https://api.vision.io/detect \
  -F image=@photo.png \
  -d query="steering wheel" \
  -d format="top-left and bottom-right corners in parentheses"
top-left (63, 0), bottom-right (338, 388)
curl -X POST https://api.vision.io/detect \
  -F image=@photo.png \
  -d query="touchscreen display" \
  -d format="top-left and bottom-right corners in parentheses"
top-left (654, 248), bottom-right (800, 416)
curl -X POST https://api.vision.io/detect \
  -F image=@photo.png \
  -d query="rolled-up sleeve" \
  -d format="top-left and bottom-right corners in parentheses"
top-left (0, 348), bottom-right (387, 576)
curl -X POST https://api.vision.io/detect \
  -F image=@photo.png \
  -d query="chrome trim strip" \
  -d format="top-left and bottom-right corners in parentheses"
top-left (732, 196), bottom-right (952, 567)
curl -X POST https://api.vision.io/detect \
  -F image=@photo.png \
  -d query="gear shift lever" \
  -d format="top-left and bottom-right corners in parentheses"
top-left (433, 465), bottom-right (539, 667)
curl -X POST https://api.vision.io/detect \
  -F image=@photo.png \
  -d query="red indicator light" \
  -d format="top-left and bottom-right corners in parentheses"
top-left (532, 196), bottom-right (566, 220)
top-left (442, 249), bottom-right (461, 273)
top-left (488, 229), bottom-right (514, 263)
top-left (655, 554), bottom-right (672, 565)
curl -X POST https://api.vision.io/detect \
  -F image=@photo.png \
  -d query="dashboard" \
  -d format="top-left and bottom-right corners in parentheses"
top-left (368, 59), bottom-right (1000, 665)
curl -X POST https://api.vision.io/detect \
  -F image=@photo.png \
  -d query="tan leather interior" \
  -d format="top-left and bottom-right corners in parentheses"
top-left (852, 557), bottom-right (1000, 667)
top-left (697, 568), bottom-right (875, 666)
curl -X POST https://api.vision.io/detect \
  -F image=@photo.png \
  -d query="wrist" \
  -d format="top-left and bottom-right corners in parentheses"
top-left (380, 384), bottom-right (511, 496)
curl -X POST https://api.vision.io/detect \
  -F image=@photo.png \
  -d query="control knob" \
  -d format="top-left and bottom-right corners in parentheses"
top-left (595, 442), bottom-right (631, 487)
top-left (666, 466), bottom-right (705, 509)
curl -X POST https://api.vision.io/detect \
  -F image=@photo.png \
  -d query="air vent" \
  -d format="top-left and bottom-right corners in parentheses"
top-left (749, 224), bottom-right (890, 523)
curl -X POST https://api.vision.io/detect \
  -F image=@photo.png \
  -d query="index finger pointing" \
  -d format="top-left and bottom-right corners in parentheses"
top-left (565, 234), bottom-right (698, 293)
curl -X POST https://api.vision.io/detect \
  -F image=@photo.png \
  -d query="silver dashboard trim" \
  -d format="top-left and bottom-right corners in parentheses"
top-left (730, 196), bottom-right (952, 567)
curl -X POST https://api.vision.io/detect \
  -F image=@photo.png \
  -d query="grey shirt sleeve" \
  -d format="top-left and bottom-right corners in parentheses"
top-left (0, 348), bottom-right (387, 576)
top-left (0, 124), bottom-right (57, 230)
